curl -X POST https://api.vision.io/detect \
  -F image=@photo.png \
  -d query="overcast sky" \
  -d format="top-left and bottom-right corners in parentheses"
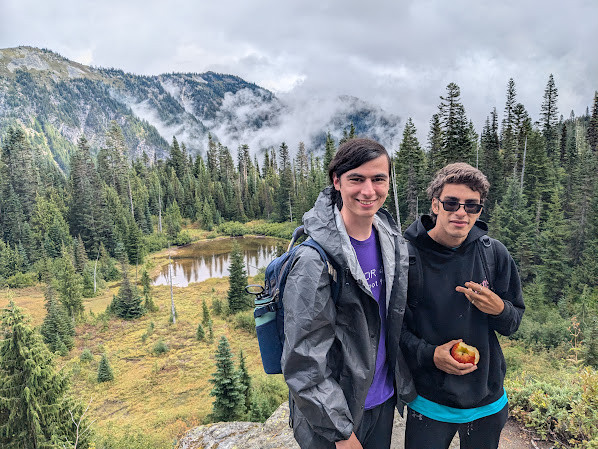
top-left (1, 0), bottom-right (597, 147)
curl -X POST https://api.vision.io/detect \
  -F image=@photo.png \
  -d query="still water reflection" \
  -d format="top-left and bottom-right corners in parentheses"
top-left (153, 237), bottom-right (281, 287)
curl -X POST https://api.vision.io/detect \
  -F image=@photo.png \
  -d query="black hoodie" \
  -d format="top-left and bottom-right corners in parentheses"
top-left (400, 215), bottom-right (525, 409)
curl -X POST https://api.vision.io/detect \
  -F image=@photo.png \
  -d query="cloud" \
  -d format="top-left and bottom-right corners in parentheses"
top-left (1, 0), bottom-right (596, 145)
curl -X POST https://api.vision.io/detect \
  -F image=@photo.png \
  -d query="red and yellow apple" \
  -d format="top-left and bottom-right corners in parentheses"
top-left (450, 341), bottom-right (480, 365)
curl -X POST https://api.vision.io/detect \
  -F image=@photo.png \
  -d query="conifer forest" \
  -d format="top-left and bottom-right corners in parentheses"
top-left (1, 75), bottom-right (598, 448)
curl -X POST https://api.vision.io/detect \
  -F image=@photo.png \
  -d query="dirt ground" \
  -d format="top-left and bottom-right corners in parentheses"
top-left (499, 419), bottom-right (554, 449)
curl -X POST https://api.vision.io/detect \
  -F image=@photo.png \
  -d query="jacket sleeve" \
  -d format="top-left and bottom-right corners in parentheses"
top-left (400, 303), bottom-right (437, 368)
top-left (488, 241), bottom-right (525, 336)
top-left (281, 248), bottom-right (354, 443)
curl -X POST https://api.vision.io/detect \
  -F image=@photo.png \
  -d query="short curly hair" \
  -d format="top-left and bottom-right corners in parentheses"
top-left (427, 163), bottom-right (490, 203)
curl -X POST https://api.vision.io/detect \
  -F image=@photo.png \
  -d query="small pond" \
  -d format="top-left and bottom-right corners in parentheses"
top-left (152, 236), bottom-right (283, 287)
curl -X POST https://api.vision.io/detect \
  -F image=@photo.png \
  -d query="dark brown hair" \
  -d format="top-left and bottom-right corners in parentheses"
top-left (427, 162), bottom-right (490, 202)
top-left (328, 137), bottom-right (390, 209)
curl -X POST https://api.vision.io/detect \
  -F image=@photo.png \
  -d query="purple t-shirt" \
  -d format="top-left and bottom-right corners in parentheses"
top-left (350, 227), bottom-right (395, 410)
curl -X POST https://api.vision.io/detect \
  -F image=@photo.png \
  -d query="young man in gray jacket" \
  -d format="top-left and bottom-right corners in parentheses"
top-left (281, 138), bottom-right (416, 449)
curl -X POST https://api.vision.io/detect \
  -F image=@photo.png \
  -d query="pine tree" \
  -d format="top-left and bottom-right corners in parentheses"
top-left (540, 74), bottom-right (559, 157)
top-left (202, 299), bottom-right (211, 327)
top-left (68, 136), bottom-right (114, 254)
top-left (427, 113), bottom-right (444, 175)
top-left (276, 142), bottom-right (293, 222)
top-left (480, 108), bottom-right (503, 217)
top-left (237, 349), bottom-right (252, 415)
top-left (0, 301), bottom-right (91, 448)
top-left (141, 269), bottom-right (157, 312)
top-left (227, 241), bottom-right (249, 313)
top-left (588, 91), bottom-right (598, 153)
top-left (73, 234), bottom-right (88, 273)
top-left (56, 245), bottom-right (84, 321)
top-left (323, 132), bottom-right (336, 171)
top-left (165, 200), bottom-right (182, 241)
top-left (395, 118), bottom-right (426, 224)
top-left (438, 82), bottom-right (474, 164)
top-left (40, 297), bottom-right (75, 355)
top-left (196, 323), bottom-right (205, 341)
top-left (97, 353), bottom-right (114, 382)
top-left (209, 336), bottom-right (243, 422)
top-left (110, 261), bottom-right (144, 319)
top-left (538, 186), bottom-right (571, 302)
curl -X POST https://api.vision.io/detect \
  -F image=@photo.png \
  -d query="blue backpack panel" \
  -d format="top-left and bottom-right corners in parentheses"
top-left (247, 226), bottom-right (339, 374)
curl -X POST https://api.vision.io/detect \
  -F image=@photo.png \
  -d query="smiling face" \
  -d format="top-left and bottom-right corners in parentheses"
top-left (333, 155), bottom-right (390, 235)
top-left (428, 183), bottom-right (482, 247)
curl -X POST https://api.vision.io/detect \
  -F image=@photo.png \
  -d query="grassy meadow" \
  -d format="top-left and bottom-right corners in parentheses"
top-left (2, 236), bottom-right (288, 448)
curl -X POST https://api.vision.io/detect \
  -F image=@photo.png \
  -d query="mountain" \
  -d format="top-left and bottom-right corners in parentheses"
top-left (0, 46), bottom-right (401, 169)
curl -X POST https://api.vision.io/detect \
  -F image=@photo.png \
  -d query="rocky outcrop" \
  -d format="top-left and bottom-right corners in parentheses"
top-left (176, 403), bottom-right (460, 449)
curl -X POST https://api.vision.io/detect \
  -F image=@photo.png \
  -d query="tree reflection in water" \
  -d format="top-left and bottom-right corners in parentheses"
top-left (152, 237), bottom-right (280, 287)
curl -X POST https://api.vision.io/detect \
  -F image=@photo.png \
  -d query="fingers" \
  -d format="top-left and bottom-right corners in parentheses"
top-left (434, 340), bottom-right (477, 375)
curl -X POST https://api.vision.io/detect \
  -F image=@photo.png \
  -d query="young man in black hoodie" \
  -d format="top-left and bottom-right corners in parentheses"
top-left (400, 162), bottom-right (525, 449)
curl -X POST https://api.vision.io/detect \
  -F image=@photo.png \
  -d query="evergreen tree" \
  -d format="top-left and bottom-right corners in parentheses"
top-left (141, 269), bottom-right (157, 312)
top-left (438, 82), bottom-right (474, 164)
top-left (588, 91), bottom-right (598, 153)
top-left (323, 132), bottom-right (336, 171)
top-left (209, 336), bottom-right (243, 422)
top-left (538, 186), bottom-right (571, 302)
top-left (227, 241), bottom-right (249, 313)
top-left (208, 320), bottom-right (214, 343)
top-left (40, 297), bottom-right (75, 355)
top-left (0, 126), bottom-right (38, 222)
top-left (196, 323), bottom-right (205, 341)
top-left (56, 246), bottom-right (84, 321)
top-left (73, 234), bottom-right (88, 273)
top-left (97, 353), bottom-right (114, 382)
top-left (540, 74), bottom-right (559, 157)
top-left (110, 262), bottom-right (144, 319)
top-left (165, 200), bottom-right (182, 241)
top-left (68, 136), bottom-right (114, 254)
top-left (480, 109), bottom-right (503, 217)
top-left (395, 118), bottom-right (426, 224)
top-left (237, 349), bottom-right (252, 415)
top-left (0, 301), bottom-right (91, 448)
top-left (202, 299), bottom-right (211, 327)
top-left (276, 142), bottom-right (293, 222)
top-left (427, 113), bottom-right (444, 175)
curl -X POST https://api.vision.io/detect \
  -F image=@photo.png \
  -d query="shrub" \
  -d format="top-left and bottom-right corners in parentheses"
top-left (173, 230), bottom-right (192, 246)
top-left (5, 271), bottom-right (37, 288)
top-left (142, 233), bottom-right (169, 253)
top-left (217, 221), bottom-right (249, 236)
top-left (212, 298), bottom-right (223, 316)
top-left (80, 349), bottom-right (94, 362)
top-left (234, 309), bottom-right (256, 335)
top-left (153, 339), bottom-right (169, 355)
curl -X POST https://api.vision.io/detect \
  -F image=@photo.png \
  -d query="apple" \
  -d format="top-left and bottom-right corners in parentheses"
top-left (450, 341), bottom-right (480, 365)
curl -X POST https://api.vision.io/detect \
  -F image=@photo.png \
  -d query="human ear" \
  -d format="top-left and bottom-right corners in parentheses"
top-left (431, 198), bottom-right (440, 214)
top-left (333, 173), bottom-right (341, 191)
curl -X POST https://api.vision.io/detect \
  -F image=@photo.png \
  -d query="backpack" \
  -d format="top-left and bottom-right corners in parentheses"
top-left (246, 225), bottom-right (340, 374)
top-left (407, 235), bottom-right (496, 309)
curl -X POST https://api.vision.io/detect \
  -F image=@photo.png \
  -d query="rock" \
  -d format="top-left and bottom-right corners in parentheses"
top-left (177, 403), bottom-right (460, 449)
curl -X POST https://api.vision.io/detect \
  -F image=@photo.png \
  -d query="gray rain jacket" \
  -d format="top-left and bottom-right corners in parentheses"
top-left (281, 187), bottom-right (416, 448)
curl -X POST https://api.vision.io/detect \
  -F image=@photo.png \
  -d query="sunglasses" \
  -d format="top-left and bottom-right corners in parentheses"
top-left (437, 199), bottom-right (483, 214)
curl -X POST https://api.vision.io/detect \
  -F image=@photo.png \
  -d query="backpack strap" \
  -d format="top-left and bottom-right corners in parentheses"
top-left (477, 235), bottom-right (496, 291)
top-left (406, 241), bottom-right (423, 310)
top-left (301, 239), bottom-right (341, 304)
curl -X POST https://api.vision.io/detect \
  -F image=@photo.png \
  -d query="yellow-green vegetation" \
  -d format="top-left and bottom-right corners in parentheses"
top-left (502, 338), bottom-right (598, 448)
top-left (2, 241), bottom-right (287, 448)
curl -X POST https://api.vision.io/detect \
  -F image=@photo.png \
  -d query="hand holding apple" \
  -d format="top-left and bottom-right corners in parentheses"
top-left (450, 341), bottom-right (480, 365)
top-left (433, 339), bottom-right (478, 375)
